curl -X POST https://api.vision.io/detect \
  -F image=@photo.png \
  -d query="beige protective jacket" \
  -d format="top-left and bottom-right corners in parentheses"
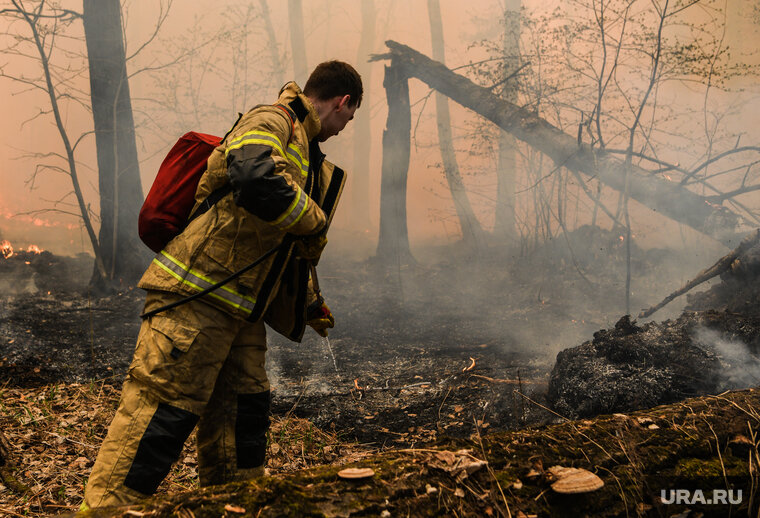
top-left (138, 82), bottom-right (346, 340)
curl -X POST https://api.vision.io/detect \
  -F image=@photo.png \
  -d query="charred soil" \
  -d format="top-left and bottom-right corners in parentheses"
top-left (1, 229), bottom-right (758, 516)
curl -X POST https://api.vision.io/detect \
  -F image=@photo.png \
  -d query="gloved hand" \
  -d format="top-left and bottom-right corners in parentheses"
top-left (306, 299), bottom-right (334, 337)
top-left (294, 233), bottom-right (327, 262)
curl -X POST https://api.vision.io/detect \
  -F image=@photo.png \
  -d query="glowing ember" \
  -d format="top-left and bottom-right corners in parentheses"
top-left (26, 244), bottom-right (42, 254)
top-left (1, 240), bottom-right (13, 259)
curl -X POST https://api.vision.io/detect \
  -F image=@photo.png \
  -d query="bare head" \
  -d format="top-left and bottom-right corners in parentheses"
top-left (303, 61), bottom-right (363, 142)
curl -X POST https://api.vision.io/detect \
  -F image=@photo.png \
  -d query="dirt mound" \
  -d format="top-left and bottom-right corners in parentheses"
top-left (547, 312), bottom-right (760, 417)
top-left (548, 234), bottom-right (760, 418)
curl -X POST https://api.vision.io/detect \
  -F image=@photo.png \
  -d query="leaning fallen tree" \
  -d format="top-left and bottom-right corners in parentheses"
top-left (374, 41), bottom-right (748, 249)
top-left (77, 388), bottom-right (760, 517)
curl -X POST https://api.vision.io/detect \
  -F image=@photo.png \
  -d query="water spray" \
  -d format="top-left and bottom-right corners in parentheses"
top-left (323, 336), bottom-right (339, 375)
top-left (310, 262), bottom-right (340, 378)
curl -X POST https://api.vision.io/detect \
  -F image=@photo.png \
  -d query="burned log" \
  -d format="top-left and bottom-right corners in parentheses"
top-left (73, 388), bottom-right (760, 517)
top-left (374, 41), bottom-right (747, 248)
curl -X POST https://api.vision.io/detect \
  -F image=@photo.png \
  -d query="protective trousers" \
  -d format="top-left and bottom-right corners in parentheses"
top-left (83, 291), bottom-right (270, 508)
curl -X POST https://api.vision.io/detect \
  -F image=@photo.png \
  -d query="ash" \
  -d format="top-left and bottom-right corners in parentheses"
top-left (548, 241), bottom-right (760, 418)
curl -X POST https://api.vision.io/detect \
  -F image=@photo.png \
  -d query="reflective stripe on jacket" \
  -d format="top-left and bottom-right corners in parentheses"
top-left (138, 82), bottom-right (346, 336)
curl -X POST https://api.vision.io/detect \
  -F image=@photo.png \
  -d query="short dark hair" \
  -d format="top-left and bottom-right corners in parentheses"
top-left (303, 61), bottom-right (363, 108)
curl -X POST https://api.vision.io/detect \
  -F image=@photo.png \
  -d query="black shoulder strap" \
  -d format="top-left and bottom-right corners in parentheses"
top-left (187, 184), bottom-right (232, 226)
top-left (273, 103), bottom-right (297, 143)
top-left (288, 96), bottom-right (309, 122)
top-left (222, 112), bottom-right (244, 143)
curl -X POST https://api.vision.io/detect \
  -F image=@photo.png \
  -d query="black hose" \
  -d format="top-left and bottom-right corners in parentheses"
top-left (141, 242), bottom-right (285, 319)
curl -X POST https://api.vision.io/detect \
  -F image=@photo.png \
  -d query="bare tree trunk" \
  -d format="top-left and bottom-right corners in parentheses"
top-left (376, 41), bottom-right (746, 248)
top-left (494, 0), bottom-right (520, 245)
top-left (10, 1), bottom-right (107, 283)
top-left (83, 0), bottom-right (149, 289)
top-left (427, 0), bottom-right (485, 249)
top-left (288, 0), bottom-right (308, 85)
top-left (258, 0), bottom-right (284, 87)
top-left (376, 61), bottom-right (413, 265)
top-left (351, 0), bottom-right (375, 233)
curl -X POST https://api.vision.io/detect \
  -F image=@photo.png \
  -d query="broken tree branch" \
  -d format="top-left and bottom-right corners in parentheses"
top-left (638, 228), bottom-right (760, 318)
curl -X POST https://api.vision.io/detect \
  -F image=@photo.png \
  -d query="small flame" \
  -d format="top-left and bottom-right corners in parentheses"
top-left (619, 235), bottom-right (625, 242)
top-left (1, 240), bottom-right (13, 259)
top-left (0, 241), bottom-right (43, 259)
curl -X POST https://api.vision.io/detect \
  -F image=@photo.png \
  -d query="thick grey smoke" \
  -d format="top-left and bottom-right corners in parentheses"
top-left (693, 326), bottom-right (760, 389)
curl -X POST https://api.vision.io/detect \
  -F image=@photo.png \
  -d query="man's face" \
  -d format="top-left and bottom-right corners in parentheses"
top-left (318, 96), bottom-right (357, 142)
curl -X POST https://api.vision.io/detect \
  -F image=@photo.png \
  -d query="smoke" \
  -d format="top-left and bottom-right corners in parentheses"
top-left (693, 326), bottom-right (760, 389)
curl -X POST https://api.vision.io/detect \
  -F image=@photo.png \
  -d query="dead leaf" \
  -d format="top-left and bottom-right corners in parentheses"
top-left (454, 487), bottom-right (465, 497)
top-left (224, 504), bottom-right (246, 513)
top-left (434, 451), bottom-right (456, 465)
top-left (69, 456), bottom-right (90, 469)
top-left (459, 460), bottom-right (488, 478)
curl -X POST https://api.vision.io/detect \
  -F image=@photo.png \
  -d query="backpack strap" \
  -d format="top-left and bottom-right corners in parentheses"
top-left (287, 96), bottom-right (309, 122)
top-left (187, 183), bottom-right (232, 225)
top-left (274, 104), bottom-right (297, 140)
top-left (187, 103), bottom-right (299, 227)
top-left (221, 112), bottom-right (244, 142)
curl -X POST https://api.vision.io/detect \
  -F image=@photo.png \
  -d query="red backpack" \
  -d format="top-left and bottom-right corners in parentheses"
top-left (138, 105), bottom-right (296, 253)
top-left (138, 132), bottom-right (222, 253)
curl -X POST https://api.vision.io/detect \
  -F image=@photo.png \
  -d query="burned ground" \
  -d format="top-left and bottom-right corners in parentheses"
top-left (1, 226), bottom-right (758, 516)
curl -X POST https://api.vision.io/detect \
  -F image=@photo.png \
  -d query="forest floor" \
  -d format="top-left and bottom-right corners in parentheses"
top-left (0, 227), bottom-right (754, 516)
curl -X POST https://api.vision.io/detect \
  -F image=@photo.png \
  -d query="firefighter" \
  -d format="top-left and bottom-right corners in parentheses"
top-left (81, 61), bottom-right (362, 509)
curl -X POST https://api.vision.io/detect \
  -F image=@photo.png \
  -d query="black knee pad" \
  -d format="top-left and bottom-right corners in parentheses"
top-left (124, 403), bottom-right (199, 495)
top-left (235, 390), bottom-right (271, 468)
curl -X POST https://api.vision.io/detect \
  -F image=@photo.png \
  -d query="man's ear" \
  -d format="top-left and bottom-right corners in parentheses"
top-left (337, 94), bottom-right (351, 110)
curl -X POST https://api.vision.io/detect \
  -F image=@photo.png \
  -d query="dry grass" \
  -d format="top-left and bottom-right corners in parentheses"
top-left (0, 380), bottom-right (375, 517)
